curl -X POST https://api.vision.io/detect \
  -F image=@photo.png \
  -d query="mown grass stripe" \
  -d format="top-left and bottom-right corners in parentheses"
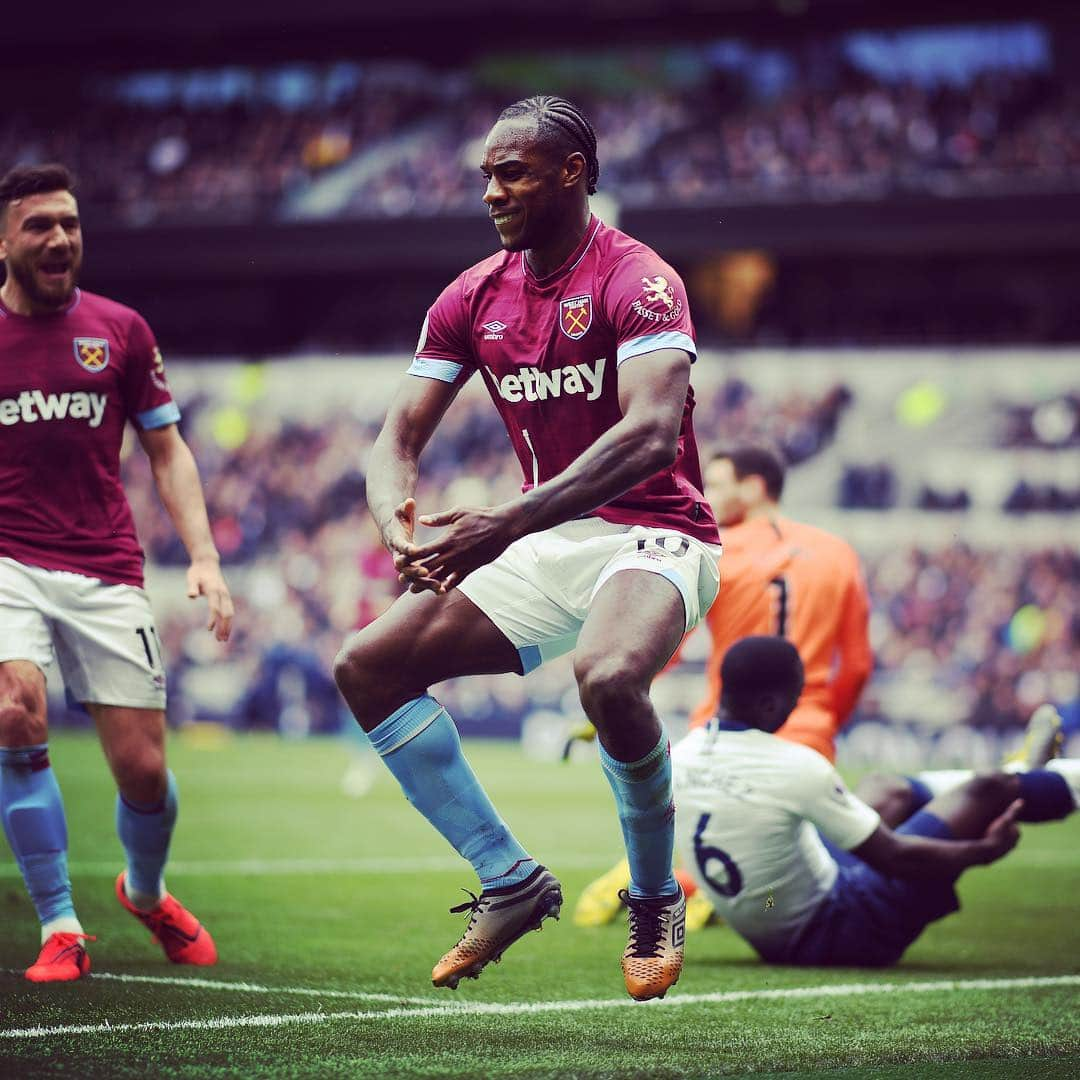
top-left (3, 974), bottom-right (1077, 1039)
top-left (1, 851), bottom-right (1075, 879)
top-left (0, 853), bottom-right (616, 878)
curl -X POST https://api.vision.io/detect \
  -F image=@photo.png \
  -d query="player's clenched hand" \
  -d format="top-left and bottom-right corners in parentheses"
top-left (383, 498), bottom-right (443, 595)
top-left (187, 557), bottom-right (234, 642)
top-left (980, 797), bottom-right (1023, 862)
top-left (410, 504), bottom-right (517, 593)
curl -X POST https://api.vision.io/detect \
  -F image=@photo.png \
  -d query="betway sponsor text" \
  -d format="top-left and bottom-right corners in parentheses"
top-left (486, 357), bottom-right (606, 404)
top-left (0, 390), bottom-right (108, 428)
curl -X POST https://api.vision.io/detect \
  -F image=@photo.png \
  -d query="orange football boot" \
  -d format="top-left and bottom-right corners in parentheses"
top-left (432, 865), bottom-right (562, 989)
top-left (620, 886), bottom-right (685, 1001)
top-left (115, 872), bottom-right (217, 965)
top-left (25, 931), bottom-right (94, 983)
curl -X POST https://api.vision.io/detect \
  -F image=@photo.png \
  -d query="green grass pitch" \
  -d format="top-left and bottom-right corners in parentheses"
top-left (1, 731), bottom-right (1078, 1078)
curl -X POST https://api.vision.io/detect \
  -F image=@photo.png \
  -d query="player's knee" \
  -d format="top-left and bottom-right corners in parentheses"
top-left (964, 771), bottom-right (1020, 805)
top-left (333, 634), bottom-right (405, 725)
top-left (856, 773), bottom-right (917, 823)
top-left (857, 772), bottom-right (912, 805)
top-left (575, 655), bottom-right (642, 720)
top-left (0, 685), bottom-right (46, 746)
top-left (333, 636), bottom-right (371, 698)
top-left (111, 743), bottom-right (167, 804)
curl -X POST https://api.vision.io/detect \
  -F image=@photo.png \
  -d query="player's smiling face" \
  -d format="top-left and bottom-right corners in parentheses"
top-left (0, 189), bottom-right (83, 314)
top-left (481, 117), bottom-right (569, 255)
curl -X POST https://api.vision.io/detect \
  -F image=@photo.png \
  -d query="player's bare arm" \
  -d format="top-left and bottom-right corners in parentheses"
top-left (366, 374), bottom-right (462, 592)
top-left (411, 347), bottom-right (691, 592)
top-left (138, 424), bottom-right (233, 641)
top-left (852, 799), bottom-right (1022, 879)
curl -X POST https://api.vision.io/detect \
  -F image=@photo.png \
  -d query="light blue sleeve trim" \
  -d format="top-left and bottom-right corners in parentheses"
top-left (137, 401), bottom-right (181, 430)
top-left (408, 357), bottom-right (464, 383)
top-left (617, 331), bottom-right (697, 367)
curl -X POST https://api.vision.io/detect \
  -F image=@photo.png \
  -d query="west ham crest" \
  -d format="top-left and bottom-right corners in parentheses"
top-left (560, 295), bottom-right (592, 340)
top-left (73, 337), bottom-right (110, 372)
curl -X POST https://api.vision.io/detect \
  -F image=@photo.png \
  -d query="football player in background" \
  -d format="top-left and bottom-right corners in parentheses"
top-left (574, 442), bottom-right (873, 926)
top-left (672, 636), bottom-right (1077, 967)
top-left (334, 95), bottom-right (721, 1001)
top-left (0, 165), bottom-right (233, 981)
top-left (682, 444), bottom-right (872, 760)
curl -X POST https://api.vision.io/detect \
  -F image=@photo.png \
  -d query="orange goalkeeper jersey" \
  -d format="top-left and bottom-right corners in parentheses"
top-left (679, 516), bottom-right (872, 758)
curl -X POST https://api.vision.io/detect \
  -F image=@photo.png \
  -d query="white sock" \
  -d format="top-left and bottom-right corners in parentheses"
top-left (1046, 759), bottom-right (1080, 809)
top-left (914, 769), bottom-right (974, 797)
top-left (41, 914), bottom-right (84, 944)
top-left (124, 877), bottom-right (166, 912)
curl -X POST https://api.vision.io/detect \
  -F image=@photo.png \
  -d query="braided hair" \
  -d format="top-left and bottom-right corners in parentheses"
top-left (497, 95), bottom-right (600, 195)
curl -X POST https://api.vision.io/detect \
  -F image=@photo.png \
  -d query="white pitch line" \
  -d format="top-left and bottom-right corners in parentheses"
top-left (0, 853), bottom-right (615, 878)
top-left (89, 972), bottom-right (449, 1006)
top-left (3, 974), bottom-right (1078, 1040)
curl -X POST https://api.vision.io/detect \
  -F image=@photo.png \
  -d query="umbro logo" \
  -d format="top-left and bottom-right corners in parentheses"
top-left (672, 911), bottom-right (686, 948)
top-left (482, 320), bottom-right (507, 341)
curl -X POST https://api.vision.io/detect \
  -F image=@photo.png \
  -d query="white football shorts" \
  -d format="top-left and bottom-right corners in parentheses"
top-left (458, 517), bottom-right (721, 674)
top-left (0, 557), bottom-right (167, 709)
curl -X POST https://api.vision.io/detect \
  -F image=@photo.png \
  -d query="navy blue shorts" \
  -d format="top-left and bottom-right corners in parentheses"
top-left (770, 810), bottom-right (961, 967)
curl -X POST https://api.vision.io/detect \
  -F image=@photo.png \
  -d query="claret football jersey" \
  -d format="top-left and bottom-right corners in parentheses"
top-left (409, 216), bottom-right (720, 545)
top-left (0, 289), bottom-right (180, 586)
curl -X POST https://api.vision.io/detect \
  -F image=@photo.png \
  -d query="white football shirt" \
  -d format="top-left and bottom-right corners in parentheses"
top-left (671, 725), bottom-right (880, 954)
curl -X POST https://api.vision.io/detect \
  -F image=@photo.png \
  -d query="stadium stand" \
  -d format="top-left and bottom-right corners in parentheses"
top-left (2, 25), bottom-right (1076, 225)
top-left (4, 9), bottom-right (1078, 758)
top-left (1, 7), bottom-right (1078, 1073)
top-left (84, 354), bottom-right (1076, 754)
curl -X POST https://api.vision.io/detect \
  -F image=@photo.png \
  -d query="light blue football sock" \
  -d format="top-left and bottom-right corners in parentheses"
top-left (117, 769), bottom-right (178, 902)
top-left (598, 732), bottom-right (678, 899)
top-left (368, 696), bottom-right (535, 889)
top-left (0, 744), bottom-right (77, 926)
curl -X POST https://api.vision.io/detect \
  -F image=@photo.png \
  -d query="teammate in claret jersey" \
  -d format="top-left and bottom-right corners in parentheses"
top-left (0, 164), bottom-right (233, 982)
top-left (334, 96), bottom-right (720, 1001)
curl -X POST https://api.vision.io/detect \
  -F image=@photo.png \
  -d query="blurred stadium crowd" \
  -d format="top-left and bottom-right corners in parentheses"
top-left (87, 355), bottom-right (1075, 750)
top-left (7, 13), bottom-right (1076, 758)
top-left (3, 23), bottom-right (1077, 224)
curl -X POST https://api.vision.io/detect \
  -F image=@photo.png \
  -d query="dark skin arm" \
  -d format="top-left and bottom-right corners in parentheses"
top-left (365, 375), bottom-right (463, 590)
top-left (851, 798), bottom-right (1023, 879)
top-left (405, 348), bottom-right (692, 593)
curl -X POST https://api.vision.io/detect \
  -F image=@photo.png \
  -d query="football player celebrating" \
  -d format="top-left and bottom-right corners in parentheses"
top-left (334, 96), bottom-right (720, 1001)
top-left (0, 164), bottom-right (233, 981)
top-left (672, 637), bottom-right (1078, 966)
